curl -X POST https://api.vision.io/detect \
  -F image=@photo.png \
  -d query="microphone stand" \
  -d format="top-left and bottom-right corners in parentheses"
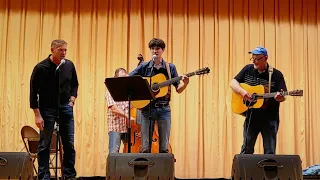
top-left (54, 62), bottom-right (64, 180)
top-left (147, 59), bottom-right (155, 153)
top-left (127, 92), bottom-right (132, 153)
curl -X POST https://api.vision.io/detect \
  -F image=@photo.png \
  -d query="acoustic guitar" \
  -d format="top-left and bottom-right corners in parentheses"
top-left (131, 67), bottom-right (210, 109)
top-left (231, 83), bottom-right (303, 115)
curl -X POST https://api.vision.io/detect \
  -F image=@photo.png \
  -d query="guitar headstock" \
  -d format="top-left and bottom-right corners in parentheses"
top-left (195, 67), bottom-right (210, 75)
top-left (288, 89), bottom-right (303, 96)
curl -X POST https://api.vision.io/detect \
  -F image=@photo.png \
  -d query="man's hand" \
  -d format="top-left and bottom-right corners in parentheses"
top-left (35, 115), bottom-right (44, 130)
top-left (68, 101), bottom-right (74, 107)
top-left (68, 96), bottom-right (76, 107)
top-left (176, 75), bottom-right (189, 93)
top-left (274, 89), bottom-right (285, 102)
top-left (241, 90), bottom-right (252, 102)
top-left (182, 75), bottom-right (189, 85)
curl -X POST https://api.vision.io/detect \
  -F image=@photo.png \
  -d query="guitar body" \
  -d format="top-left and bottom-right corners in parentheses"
top-left (131, 73), bottom-right (169, 109)
top-left (231, 83), bottom-right (265, 114)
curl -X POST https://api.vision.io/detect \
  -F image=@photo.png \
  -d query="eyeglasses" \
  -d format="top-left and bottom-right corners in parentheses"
top-left (250, 56), bottom-right (265, 62)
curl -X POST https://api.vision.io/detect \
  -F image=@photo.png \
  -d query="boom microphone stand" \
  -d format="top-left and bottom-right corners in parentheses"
top-left (147, 55), bottom-right (156, 153)
top-left (54, 59), bottom-right (65, 180)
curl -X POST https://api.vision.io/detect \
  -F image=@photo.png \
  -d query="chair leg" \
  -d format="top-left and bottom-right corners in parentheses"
top-left (59, 147), bottom-right (64, 180)
top-left (32, 159), bottom-right (38, 175)
top-left (49, 155), bottom-right (59, 179)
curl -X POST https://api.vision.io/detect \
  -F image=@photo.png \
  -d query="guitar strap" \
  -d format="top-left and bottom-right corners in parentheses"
top-left (268, 65), bottom-right (273, 93)
top-left (165, 62), bottom-right (172, 99)
top-left (165, 62), bottom-right (172, 80)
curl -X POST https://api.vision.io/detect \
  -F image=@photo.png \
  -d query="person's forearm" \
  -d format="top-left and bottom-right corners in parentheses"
top-left (230, 79), bottom-right (245, 95)
top-left (33, 108), bottom-right (41, 117)
top-left (176, 83), bottom-right (188, 93)
top-left (110, 105), bottom-right (128, 119)
top-left (30, 68), bottom-right (40, 109)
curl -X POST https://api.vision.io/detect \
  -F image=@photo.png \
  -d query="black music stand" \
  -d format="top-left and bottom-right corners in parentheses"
top-left (104, 75), bottom-right (155, 153)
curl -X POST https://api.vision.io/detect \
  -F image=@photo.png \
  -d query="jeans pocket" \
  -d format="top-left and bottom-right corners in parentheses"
top-left (163, 106), bottom-right (171, 112)
top-left (40, 108), bottom-right (57, 118)
top-left (61, 103), bottom-right (74, 118)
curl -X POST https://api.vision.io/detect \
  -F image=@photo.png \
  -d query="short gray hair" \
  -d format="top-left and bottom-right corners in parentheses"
top-left (51, 39), bottom-right (67, 49)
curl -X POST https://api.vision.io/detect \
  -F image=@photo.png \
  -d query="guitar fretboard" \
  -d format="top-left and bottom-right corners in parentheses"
top-left (256, 91), bottom-right (289, 99)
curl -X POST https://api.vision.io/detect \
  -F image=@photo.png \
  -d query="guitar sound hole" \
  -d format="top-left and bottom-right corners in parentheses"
top-left (152, 83), bottom-right (160, 92)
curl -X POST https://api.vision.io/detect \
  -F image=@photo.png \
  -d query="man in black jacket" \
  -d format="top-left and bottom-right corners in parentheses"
top-left (30, 39), bottom-right (79, 180)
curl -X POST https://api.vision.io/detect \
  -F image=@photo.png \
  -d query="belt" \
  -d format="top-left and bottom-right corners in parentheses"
top-left (153, 101), bottom-right (169, 108)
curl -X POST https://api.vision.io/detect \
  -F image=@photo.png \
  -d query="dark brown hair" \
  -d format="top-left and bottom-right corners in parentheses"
top-left (148, 38), bottom-right (165, 49)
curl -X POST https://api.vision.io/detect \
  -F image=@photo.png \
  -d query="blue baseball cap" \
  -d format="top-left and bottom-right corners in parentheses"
top-left (248, 46), bottom-right (268, 56)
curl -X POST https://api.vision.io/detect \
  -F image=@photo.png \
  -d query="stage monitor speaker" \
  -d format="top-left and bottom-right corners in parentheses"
top-left (106, 153), bottom-right (175, 180)
top-left (231, 154), bottom-right (303, 180)
top-left (0, 152), bottom-right (33, 180)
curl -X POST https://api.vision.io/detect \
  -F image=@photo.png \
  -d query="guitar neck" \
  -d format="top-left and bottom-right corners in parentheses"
top-left (257, 91), bottom-right (288, 99)
top-left (155, 72), bottom-right (196, 88)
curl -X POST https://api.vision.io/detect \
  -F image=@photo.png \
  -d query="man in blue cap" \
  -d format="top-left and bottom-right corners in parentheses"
top-left (230, 46), bottom-right (287, 154)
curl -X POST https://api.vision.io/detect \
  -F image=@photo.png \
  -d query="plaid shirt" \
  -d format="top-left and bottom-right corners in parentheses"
top-left (105, 90), bottom-right (129, 133)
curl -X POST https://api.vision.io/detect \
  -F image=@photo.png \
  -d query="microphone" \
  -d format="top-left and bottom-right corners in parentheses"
top-left (56, 59), bottom-right (66, 71)
top-left (151, 55), bottom-right (157, 61)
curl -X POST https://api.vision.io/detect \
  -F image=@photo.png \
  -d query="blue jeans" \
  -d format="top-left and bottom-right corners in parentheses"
top-left (38, 103), bottom-right (76, 179)
top-left (240, 117), bottom-right (279, 154)
top-left (108, 132), bottom-right (127, 153)
top-left (140, 106), bottom-right (171, 153)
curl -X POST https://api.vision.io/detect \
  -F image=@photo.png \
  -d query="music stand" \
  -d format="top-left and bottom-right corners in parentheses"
top-left (104, 75), bottom-right (155, 153)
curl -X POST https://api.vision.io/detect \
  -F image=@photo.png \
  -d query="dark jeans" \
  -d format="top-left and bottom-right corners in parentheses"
top-left (140, 106), bottom-right (171, 153)
top-left (38, 103), bottom-right (76, 179)
top-left (240, 116), bottom-right (279, 154)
